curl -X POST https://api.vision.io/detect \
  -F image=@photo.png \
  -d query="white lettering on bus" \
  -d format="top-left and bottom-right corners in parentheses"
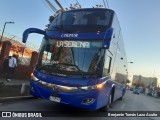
top-left (56, 41), bottom-right (90, 48)
top-left (61, 34), bottom-right (78, 37)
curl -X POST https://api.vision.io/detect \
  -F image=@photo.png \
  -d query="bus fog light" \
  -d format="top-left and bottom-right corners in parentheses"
top-left (82, 98), bottom-right (95, 104)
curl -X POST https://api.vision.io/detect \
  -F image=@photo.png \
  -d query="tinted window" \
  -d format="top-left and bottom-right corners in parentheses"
top-left (49, 9), bottom-right (113, 32)
top-left (36, 39), bottom-right (105, 78)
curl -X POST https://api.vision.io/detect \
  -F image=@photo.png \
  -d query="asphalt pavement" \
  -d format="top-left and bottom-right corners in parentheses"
top-left (0, 90), bottom-right (160, 120)
top-left (0, 78), bottom-right (30, 86)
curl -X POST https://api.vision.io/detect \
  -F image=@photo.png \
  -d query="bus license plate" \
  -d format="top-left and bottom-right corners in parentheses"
top-left (49, 96), bottom-right (61, 102)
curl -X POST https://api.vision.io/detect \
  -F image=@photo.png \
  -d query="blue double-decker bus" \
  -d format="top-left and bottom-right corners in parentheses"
top-left (22, 8), bottom-right (128, 111)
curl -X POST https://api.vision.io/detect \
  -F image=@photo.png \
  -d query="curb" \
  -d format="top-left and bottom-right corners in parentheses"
top-left (144, 94), bottom-right (160, 99)
top-left (0, 96), bottom-right (36, 103)
top-left (153, 96), bottom-right (160, 99)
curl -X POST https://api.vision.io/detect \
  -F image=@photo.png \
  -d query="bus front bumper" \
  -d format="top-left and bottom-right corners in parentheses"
top-left (30, 81), bottom-right (108, 110)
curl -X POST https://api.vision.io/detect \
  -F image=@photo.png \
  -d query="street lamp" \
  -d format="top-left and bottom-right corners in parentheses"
top-left (127, 61), bottom-right (134, 85)
top-left (0, 21), bottom-right (14, 41)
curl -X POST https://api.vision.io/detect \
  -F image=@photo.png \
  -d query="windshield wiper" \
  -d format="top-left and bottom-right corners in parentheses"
top-left (56, 63), bottom-right (85, 78)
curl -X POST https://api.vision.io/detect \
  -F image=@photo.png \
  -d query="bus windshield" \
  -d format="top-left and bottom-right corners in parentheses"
top-left (48, 9), bottom-right (113, 32)
top-left (36, 39), bottom-right (105, 78)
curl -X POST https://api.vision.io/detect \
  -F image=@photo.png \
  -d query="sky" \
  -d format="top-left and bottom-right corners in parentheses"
top-left (0, 0), bottom-right (160, 85)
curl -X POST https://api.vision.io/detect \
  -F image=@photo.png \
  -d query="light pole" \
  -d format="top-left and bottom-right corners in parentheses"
top-left (128, 61), bottom-right (134, 85)
top-left (0, 21), bottom-right (14, 41)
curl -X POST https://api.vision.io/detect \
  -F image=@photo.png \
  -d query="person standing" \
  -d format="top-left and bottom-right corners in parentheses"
top-left (6, 54), bottom-right (17, 82)
top-left (1, 56), bottom-right (11, 77)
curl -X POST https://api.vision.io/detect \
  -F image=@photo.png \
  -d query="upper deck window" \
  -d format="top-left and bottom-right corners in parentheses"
top-left (49, 9), bottom-right (114, 32)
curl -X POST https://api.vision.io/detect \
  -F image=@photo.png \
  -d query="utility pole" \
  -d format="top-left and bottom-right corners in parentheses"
top-left (54, 0), bottom-right (65, 12)
top-left (153, 69), bottom-right (155, 78)
top-left (45, 0), bottom-right (57, 12)
top-left (0, 21), bottom-right (14, 41)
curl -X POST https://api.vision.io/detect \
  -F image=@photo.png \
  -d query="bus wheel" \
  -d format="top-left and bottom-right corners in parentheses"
top-left (99, 94), bottom-right (112, 112)
top-left (118, 96), bottom-right (123, 100)
top-left (119, 90), bottom-right (125, 100)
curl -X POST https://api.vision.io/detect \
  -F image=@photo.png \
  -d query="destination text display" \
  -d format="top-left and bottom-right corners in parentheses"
top-left (56, 41), bottom-right (90, 48)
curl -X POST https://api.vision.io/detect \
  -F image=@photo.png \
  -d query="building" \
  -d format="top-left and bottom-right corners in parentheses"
top-left (0, 36), bottom-right (39, 79)
top-left (0, 36), bottom-right (34, 58)
top-left (132, 75), bottom-right (157, 87)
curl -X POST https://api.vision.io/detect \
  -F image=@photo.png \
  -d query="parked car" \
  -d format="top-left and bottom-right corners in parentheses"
top-left (157, 92), bottom-right (160, 97)
top-left (133, 88), bottom-right (140, 94)
top-left (147, 92), bottom-right (152, 96)
top-left (130, 88), bottom-right (134, 91)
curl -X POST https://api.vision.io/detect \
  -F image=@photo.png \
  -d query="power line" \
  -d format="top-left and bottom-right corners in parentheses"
top-left (54, 0), bottom-right (65, 11)
top-left (103, 0), bottom-right (106, 8)
top-left (41, 0), bottom-right (54, 14)
top-left (106, 0), bottom-right (109, 8)
top-left (45, 0), bottom-right (57, 12)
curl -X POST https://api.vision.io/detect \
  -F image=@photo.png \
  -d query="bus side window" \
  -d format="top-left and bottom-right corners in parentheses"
top-left (103, 56), bottom-right (112, 76)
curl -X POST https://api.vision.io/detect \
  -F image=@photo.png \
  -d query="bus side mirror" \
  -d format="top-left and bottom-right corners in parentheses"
top-left (103, 28), bottom-right (113, 49)
top-left (22, 28), bottom-right (46, 43)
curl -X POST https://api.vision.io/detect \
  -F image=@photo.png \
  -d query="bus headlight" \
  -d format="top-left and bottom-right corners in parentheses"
top-left (31, 73), bottom-right (39, 81)
top-left (79, 81), bottom-right (107, 91)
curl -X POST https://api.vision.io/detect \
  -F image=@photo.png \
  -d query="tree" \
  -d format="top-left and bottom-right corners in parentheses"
top-left (126, 79), bottom-right (131, 84)
top-left (45, 15), bottom-right (55, 30)
top-left (133, 80), bottom-right (142, 87)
